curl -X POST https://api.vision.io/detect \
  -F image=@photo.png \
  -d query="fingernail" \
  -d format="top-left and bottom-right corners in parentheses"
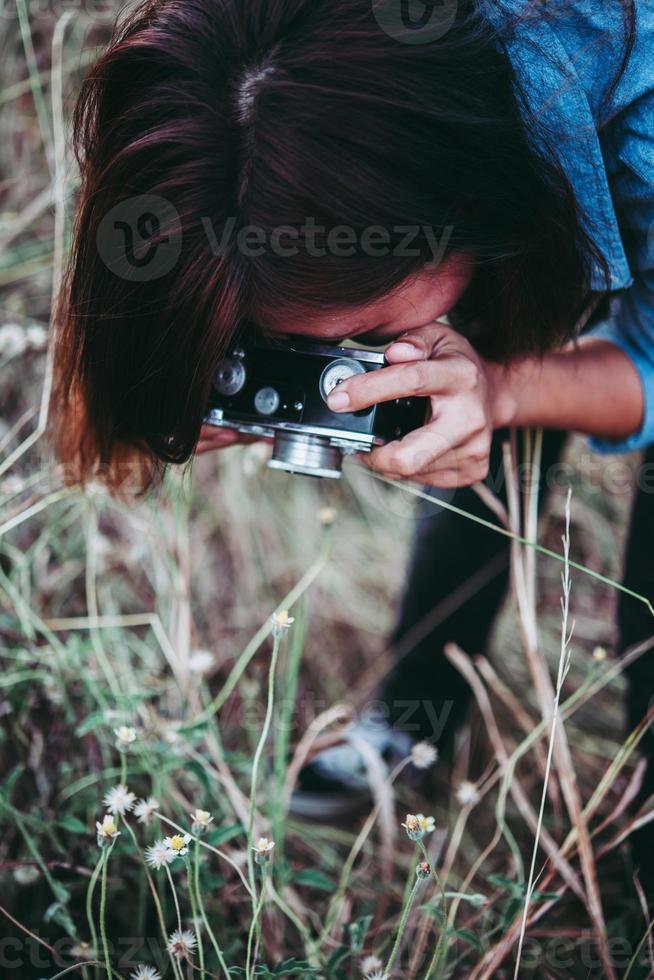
top-left (327, 390), bottom-right (350, 411)
top-left (389, 342), bottom-right (421, 359)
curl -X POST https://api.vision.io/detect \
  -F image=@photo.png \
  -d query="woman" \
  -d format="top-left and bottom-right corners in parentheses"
top-left (53, 0), bottom-right (653, 888)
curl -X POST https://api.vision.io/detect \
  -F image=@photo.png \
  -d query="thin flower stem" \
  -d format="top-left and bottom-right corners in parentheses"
top-left (48, 962), bottom-right (127, 980)
top-left (246, 630), bottom-right (283, 912)
top-left (185, 857), bottom-right (205, 980)
top-left (122, 820), bottom-right (183, 980)
top-left (385, 875), bottom-right (422, 977)
top-left (399, 846), bottom-right (420, 926)
top-left (266, 878), bottom-right (319, 964)
top-left (193, 841), bottom-right (230, 979)
top-left (99, 843), bottom-right (115, 980)
top-left (418, 840), bottom-right (448, 979)
top-left (15, 0), bottom-right (54, 177)
top-left (190, 531), bottom-right (332, 727)
top-left (272, 599), bottom-right (306, 875)
top-left (86, 852), bottom-right (103, 980)
top-left (246, 867), bottom-right (267, 980)
top-left (624, 916), bottom-right (654, 979)
top-left (165, 861), bottom-right (184, 942)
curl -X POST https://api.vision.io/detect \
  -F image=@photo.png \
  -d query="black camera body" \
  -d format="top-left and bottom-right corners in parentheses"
top-left (205, 338), bottom-right (427, 478)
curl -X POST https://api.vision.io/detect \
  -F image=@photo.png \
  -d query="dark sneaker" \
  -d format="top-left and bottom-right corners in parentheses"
top-left (289, 717), bottom-right (414, 819)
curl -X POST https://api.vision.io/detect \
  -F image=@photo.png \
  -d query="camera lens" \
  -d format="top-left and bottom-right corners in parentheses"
top-left (319, 358), bottom-right (366, 403)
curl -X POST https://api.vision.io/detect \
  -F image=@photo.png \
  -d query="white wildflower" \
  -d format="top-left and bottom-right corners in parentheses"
top-left (363, 971), bottom-right (387, 980)
top-left (361, 955), bottom-right (383, 976)
top-left (90, 531), bottom-right (112, 572)
top-left (114, 726), bottom-right (138, 750)
top-left (103, 784), bottom-right (136, 815)
top-left (164, 726), bottom-right (181, 745)
top-left (190, 809), bottom-right (213, 836)
top-left (1, 475), bottom-right (25, 496)
top-left (166, 929), bottom-right (197, 959)
top-left (188, 649), bottom-right (215, 673)
top-left (130, 966), bottom-right (161, 980)
top-left (593, 645), bottom-right (607, 663)
top-left (271, 610), bottom-right (294, 638)
top-left (84, 480), bottom-right (108, 497)
top-left (401, 813), bottom-right (435, 841)
top-left (318, 506), bottom-right (337, 526)
top-left (96, 814), bottom-right (120, 846)
top-left (13, 865), bottom-right (40, 886)
top-left (134, 797), bottom-right (160, 825)
top-left (0, 323), bottom-right (27, 358)
top-left (164, 832), bottom-right (192, 859)
top-left (252, 835), bottom-right (275, 865)
top-left (456, 781), bottom-right (481, 807)
top-left (71, 942), bottom-right (95, 960)
top-left (26, 324), bottom-right (48, 350)
top-left (410, 741), bottom-right (438, 769)
top-left (145, 840), bottom-right (173, 870)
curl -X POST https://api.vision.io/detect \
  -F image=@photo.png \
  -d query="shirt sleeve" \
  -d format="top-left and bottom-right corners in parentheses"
top-left (587, 89), bottom-right (654, 454)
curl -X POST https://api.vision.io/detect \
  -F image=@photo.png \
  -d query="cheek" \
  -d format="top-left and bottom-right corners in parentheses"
top-left (425, 261), bottom-right (474, 314)
top-left (394, 279), bottom-right (470, 331)
top-left (391, 257), bottom-right (475, 331)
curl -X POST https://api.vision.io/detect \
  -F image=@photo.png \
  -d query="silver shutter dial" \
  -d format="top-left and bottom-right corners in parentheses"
top-left (319, 358), bottom-right (366, 403)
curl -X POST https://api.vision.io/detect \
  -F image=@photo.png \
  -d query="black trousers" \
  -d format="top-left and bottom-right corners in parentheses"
top-left (381, 430), bottom-right (654, 885)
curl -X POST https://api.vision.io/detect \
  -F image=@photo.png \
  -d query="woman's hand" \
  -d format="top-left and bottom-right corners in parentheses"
top-left (326, 321), bottom-right (500, 488)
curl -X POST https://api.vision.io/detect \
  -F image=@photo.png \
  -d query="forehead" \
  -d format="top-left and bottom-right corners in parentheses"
top-left (257, 277), bottom-right (422, 337)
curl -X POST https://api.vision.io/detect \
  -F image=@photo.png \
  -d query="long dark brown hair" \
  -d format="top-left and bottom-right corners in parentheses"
top-left (51, 0), bottom-right (635, 490)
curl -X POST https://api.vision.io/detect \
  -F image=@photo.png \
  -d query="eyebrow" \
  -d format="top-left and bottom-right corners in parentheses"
top-left (260, 318), bottom-right (377, 344)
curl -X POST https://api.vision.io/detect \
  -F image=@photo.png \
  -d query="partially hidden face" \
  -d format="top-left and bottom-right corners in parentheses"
top-left (256, 252), bottom-right (474, 347)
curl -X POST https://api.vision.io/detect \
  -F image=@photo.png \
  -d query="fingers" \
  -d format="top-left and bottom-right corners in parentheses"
top-left (362, 406), bottom-right (491, 486)
top-left (363, 445), bottom-right (490, 488)
top-left (195, 426), bottom-right (264, 455)
top-left (384, 320), bottom-right (449, 364)
top-left (365, 419), bottom-right (453, 475)
top-left (326, 357), bottom-right (476, 414)
top-left (196, 428), bottom-right (240, 454)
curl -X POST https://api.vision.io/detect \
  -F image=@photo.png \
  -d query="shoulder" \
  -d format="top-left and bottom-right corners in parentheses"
top-left (479, 0), bottom-right (654, 123)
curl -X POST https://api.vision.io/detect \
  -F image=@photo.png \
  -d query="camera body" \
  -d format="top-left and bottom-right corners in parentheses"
top-left (204, 338), bottom-right (427, 478)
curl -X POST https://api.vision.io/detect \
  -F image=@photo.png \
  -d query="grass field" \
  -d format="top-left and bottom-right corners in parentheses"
top-left (1, 3), bottom-right (654, 978)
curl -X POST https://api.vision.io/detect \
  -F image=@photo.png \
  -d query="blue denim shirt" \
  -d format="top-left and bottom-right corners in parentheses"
top-left (481, 0), bottom-right (654, 453)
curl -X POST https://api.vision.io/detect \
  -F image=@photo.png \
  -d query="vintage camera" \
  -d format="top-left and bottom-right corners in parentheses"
top-left (205, 337), bottom-right (427, 479)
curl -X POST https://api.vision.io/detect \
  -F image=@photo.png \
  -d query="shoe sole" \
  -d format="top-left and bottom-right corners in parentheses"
top-left (288, 787), bottom-right (373, 820)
